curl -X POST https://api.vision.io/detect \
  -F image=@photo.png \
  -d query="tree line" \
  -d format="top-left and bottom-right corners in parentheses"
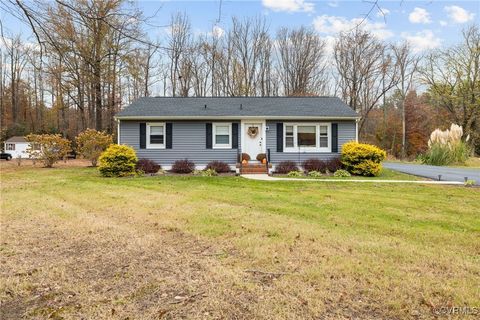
top-left (1, 0), bottom-right (479, 157)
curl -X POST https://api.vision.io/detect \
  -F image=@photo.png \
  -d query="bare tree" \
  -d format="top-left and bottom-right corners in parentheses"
top-left (334, 28), bottom-right (399, 134)
top-left (1, 34), bottom-right (30, 128)
top-left (190, 38), bottom-right (211, 96)
top-left (392, 42), bottom-right (420, 158)
top-left (275, 26), bottom-right (328, 96)
top-left (226, 16), bottom-right (270, 96)
top-left (422, 25), bottom-right (480, 152)
top-left (167, 12), bottom-right (191, 97)
top-left (143, 43), bottom-right (159, 97)
top-left (8, 0), bottom-right (145, 133)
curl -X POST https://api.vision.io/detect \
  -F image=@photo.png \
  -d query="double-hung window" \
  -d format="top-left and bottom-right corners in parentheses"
top-left (213, 123), bottom-right (232, 149)
top-left (283, 123), bottom-right (331, 152)
top-left (319, 125), bottom-right (329, 148)
top-left (285, 125), bottom-right (294, 148)
top-left (5, 143), bottom-right (15, 151)
top-left (147, 123), bottom-right (165, 149)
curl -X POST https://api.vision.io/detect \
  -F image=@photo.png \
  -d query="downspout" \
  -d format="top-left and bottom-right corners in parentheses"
top-left (117, 119), bottom-right (120, 144)
top-left (355, 119), bottom-right (359, 142)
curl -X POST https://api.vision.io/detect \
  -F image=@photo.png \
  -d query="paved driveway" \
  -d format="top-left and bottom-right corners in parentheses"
top-left (383, 162), bottom-right (480, 185)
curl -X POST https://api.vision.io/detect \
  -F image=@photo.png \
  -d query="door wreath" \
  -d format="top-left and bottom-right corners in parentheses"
top-left (247, 126), bottom-right (259, 138)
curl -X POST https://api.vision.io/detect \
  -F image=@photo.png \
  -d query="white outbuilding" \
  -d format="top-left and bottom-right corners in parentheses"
top-left (4, 136), bottom-right (31, 158)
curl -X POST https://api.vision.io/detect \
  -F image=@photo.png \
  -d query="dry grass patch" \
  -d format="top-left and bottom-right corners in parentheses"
top-left (1, 164), bottom-right (479, 319)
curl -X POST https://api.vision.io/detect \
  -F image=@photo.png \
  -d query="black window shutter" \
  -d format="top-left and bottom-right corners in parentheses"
top-left (276, 122), bottom-right (283, 152)
top-left (206, 123), bottom-right (212, 149)
top-left (166, 123), bottom-right (173, 149)
top-left (331, 123), bottom-right (338, 153)
top-left (140, 123), bottom-right (146, 149)
top-left (232, 123), bottom-right (238, 149)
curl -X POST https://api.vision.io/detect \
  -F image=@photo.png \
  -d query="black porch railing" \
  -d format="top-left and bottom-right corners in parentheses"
top-left (266, 148), bottom-right (271, 174)
top-left (237, 149), bottom-right (242, 174)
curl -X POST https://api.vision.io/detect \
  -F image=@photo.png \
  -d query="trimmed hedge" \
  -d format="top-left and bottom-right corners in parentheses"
top-left (302, 157), bottom-right (342, 173)
top-left (325, 157), bottom-right (342, 172)
top-left (136, 159), bottom-right (161, 174)
top-left (341, 142), bottom-right (386, 176)
top-left (275, 161), bottom-right (298, 174)
top-left (206, 160), bottom-right (231, 173)
top-left (302, 158), bottom-right (327, 173)
top-left (171, 159), bottom-right (195, 173)
top-left (98, 145), bottom-right (137, 177)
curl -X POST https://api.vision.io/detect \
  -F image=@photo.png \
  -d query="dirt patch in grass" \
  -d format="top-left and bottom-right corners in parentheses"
top-left (1, 213), bottom-right (248, 319)
top-left (0, 159), bottom-right (91, 171)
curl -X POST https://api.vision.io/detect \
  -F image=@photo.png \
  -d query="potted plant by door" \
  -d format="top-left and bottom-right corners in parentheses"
top-left (241, 153), bottom-right (250, 164)
top-left (256, 153), bottom-right (266, 163)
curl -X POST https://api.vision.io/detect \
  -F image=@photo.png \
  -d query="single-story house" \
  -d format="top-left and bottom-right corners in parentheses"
top-left (115, 97), bottom-right (359, 173)
top-left (3, 136), bottom-right (31, 158)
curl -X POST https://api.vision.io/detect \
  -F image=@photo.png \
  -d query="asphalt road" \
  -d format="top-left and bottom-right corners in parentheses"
top-left (383, 162), bottom-right (480, 185)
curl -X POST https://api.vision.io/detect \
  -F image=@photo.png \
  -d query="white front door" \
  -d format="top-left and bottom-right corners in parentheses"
top-left (243, 122), bottom-right (263, 160)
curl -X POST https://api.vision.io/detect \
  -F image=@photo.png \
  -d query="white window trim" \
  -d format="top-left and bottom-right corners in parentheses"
top-left (283, 123), bottom-right (331, 153)
top-left (5, 143), bottom-right (15, 151)
top-left (213, 122), bottom-right (232, 149)
top-left (146, 122), bottom-right (166, 149)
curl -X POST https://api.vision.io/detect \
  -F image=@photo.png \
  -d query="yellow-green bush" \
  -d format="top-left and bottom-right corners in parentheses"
top-left (341, 142), bottom-right (386, 176)
top-left (76, 129), bottom-right (113, 166)
top-left (98, 145), bottom-right (137, 177)
top-left (26, 134), bottom-right (71, 168)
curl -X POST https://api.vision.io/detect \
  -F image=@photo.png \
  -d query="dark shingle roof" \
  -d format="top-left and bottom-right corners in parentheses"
top-left (116, 97), bottom-right (358, 119)
top-left (5, 136), bottom-right (27, 143)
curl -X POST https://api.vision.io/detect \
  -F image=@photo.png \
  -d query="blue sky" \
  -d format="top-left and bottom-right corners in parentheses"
top-left (139, 0), bottom-right (479, 52)
top-left (2, 0), bottom-right (479, 52)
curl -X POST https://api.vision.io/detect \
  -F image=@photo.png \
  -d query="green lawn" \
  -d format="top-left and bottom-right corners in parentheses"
top-left (1, 163), bottom-right (479, 319)
top-left (461, 157), bottom-right (480, 168)
top-left (276, 168), bottom-right (422, 180)
top-left (387, 157), bottom-right (480, 168)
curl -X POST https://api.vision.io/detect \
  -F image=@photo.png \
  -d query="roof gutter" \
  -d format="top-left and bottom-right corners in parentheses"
top-left (115, 115), bottom-right (360, 120)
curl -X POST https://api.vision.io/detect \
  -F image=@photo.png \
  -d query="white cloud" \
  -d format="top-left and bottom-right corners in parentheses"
top-left (409, 7), bottom-right (431, 24)
top-left (212, 25), bottom-right (225, 38)
top-left (328, 1), bottom-right (338, 8)
top-left (444, 5), bottom-right (475, 24)
top-left (323, 35), bottom-right (337, 57)
top-left (401, 30), bottom-right (442, 53)
top-left (313, 15), bottom-right (394, 40)
top-left (262, 0), bottom-right (314, 13)
top-left (193, 25), bottom-right (225, 39)
top-left (439, 20), bottom-right (448, 26)
top-left (376, 8), bottom-right (390, 18)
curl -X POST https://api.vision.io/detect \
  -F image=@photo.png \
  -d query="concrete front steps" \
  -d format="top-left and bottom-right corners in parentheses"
top-left (238, 162), bottom-right (270, 174)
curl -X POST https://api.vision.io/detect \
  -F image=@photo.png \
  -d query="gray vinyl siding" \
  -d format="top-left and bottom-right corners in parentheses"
top-left (120, 120), bottom-right (240, 166)
top-left (265, 120), bottom-right (356, 164)
top-left (120, 119), bottom-right (356, 166)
